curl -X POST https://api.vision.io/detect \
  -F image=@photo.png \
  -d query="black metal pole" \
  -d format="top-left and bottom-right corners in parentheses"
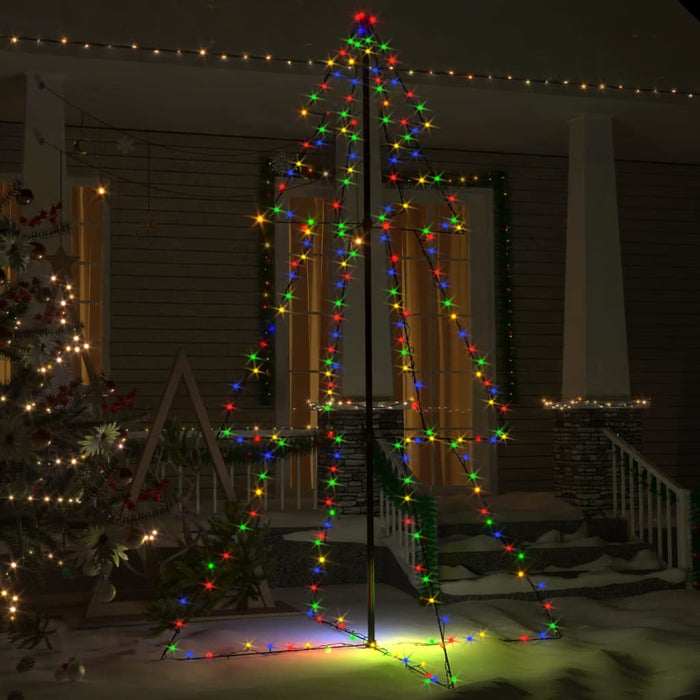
top-left (361, 48), bottom-right (376, 646)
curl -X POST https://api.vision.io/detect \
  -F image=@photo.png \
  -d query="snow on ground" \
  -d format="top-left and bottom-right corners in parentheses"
top-left (281, 517), bottom-right (593, 553)
top-left (440, 564), bottom-right (480, 581)
top-left (284, 514), bottom-right (680, 598)
top-left (2, 496), bottom-right (696, 699)
top-left (282, 516), bottom-right (382, 544)
top-left (438, 525), bottom-right (615, 554)
top-left (2, 583), bottom-right (699, 700)
top-left (541, 549), bottom-right (664, 573)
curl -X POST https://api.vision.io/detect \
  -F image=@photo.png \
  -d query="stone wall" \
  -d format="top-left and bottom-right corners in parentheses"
top-left (317, 407), bottom-right (403, 515)
top-left (553, 407), bottom-right (642, 515)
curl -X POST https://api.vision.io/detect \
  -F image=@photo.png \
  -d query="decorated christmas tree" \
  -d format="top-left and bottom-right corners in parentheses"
top-left (0, 182), bottom-right (149, 644)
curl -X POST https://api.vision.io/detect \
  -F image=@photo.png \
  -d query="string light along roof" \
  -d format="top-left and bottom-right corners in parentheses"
top-left (2, 33), bottom-right (696, 100)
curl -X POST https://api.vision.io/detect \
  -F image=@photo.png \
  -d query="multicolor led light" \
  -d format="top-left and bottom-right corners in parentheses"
top-left (159, 456), bottom-right (278, 659)
top-left (170, 11), bottom-right (562, 687)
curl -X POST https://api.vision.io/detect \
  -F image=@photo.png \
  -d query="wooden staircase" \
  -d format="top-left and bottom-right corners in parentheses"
top-left (255, 491), bottom-right (689, 603)
top-left (435, 510), bottom-right (688, 602)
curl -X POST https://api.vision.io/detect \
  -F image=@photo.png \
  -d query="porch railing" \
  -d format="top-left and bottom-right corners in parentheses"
top-left (604, 428), bottom-right (692, 572)
top-left (376, 439), bottom-right (420, 573)
top-left (131, 428), bottom-right (320, 514)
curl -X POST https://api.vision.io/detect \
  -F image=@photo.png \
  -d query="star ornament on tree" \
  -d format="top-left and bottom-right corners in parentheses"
top-left (45, 243), bottom-right (79, 280)
top-left (115, 134), bottom-right (136, 155)
top-left (141, 218), bottom-right (158, 235)
top-left (271, 151), bottom-right (292, 175)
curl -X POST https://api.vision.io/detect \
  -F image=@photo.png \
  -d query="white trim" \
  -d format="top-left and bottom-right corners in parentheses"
top-left (102, 192), bottom-right (111, 376)
top-left (383, 186), bottom-right (497, 491)
top-left (273, 182), bottom-right (497, 489)
top-left (467, 187), bottom-right (497, 493)
top-left (66, 176), bottom-right (110, 376)
top-left (274, 181), bottom-right (335, 427)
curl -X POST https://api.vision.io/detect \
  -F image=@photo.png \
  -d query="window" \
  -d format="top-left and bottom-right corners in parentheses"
top-left (1, 182), bottom-right (107, 388)
top-left (70, 184), bottom-right (106, 385)
top-left (284, 196), bottom-right (331, 432)
top-left (391, 200), bottom-right (472, 485)
top-left (0, 182), bottom-right (20, 384)
top-left (276, 186), bottom-right (496, 488)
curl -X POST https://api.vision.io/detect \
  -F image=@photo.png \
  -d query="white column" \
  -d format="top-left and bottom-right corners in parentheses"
top-left (22, 73), bottom-right (66, 219)
top-left (562, 114), bottom-right (630, 400)
top-left (339, 97), bottom-right (393, 400)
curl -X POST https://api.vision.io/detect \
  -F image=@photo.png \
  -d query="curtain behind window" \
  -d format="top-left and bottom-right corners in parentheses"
top-left (392, 202), bottom-right (471, 485)
top-left (70, 186), bottom-right (103, 383)
top-left (0, 183), bottom-right (20, 384)
top-left (1, 184), bottom-right (104, 386)
top-left (284, 197), bottom-right (330, 490)
top-left (285, 197), bottom-right (472, 487)
top-left (288, 197), bottom-right (331, 431)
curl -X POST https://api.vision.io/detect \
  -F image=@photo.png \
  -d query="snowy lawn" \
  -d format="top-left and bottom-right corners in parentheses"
top-left (1, 583), bottom-right (699, 699)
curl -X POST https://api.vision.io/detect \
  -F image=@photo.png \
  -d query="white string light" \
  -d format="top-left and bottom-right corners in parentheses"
top-left (3, 34), bottom-right (695, 100)
top-left (542, 397), bottom-right (650, 410)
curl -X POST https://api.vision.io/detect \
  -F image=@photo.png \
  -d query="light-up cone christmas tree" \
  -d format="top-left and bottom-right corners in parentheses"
top-left (161, 12), bottom-right (561, 686)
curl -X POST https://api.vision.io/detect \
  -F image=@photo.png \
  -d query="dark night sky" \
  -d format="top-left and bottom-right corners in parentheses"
top-left (1, 0), bottom-right (698, 90)
top-left (1, 1), bottom-right (698, 161)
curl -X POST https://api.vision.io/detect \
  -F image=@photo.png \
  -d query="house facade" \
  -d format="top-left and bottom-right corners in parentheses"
top-left (1, 2), bottom-right (698, 493)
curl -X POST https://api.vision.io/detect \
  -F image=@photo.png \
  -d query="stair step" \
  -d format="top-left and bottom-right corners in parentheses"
top-left (437, 517), bottom-right (628, 542)
top-left (438, 519), bottom-right (585, 541)
top-left (525, 568), bottom-right (664, 579)
top-left (438, 542), bottom-right (655, 573)
top-left (438, 567), bottom-right (687, 602)
top-left (439, 550), bottom-right (664, 579)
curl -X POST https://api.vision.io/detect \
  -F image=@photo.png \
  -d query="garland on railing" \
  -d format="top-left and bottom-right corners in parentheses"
top-left (217, 434), bottom-right (320, 465)
top-left (372, 441), bottom-right (440, 598)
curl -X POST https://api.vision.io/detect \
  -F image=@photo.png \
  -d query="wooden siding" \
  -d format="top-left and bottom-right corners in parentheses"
top-left (423, 149), bottom-right (700, 491)
top-left (0, 121), bottom-right (22, 174)
top-left (618, 160), bottom-right (700, 489)
top-left (65, 125), bottom-right (295, 429)
top-left (2, 119), bottom-right (698, 491)
top-left (421, 148), bottom-right (568, 492)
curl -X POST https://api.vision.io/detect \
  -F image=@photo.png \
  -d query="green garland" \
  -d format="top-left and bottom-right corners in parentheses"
top-left (258, 158), bottom-right (275, 406)
top-left (372, 442), bottom-right (440, 599)
top-left (256, 168), bottom-right (517, 406)
top-left (437, 171), bottom-right (515, 403)
top-left (217, 435), bottom-right (320, 465)
top-left (491, 171), bottom-right (516, 404)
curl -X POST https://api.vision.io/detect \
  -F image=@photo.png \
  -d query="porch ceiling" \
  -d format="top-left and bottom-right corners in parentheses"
top-left (0, 0), bottom-right (698, 162)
